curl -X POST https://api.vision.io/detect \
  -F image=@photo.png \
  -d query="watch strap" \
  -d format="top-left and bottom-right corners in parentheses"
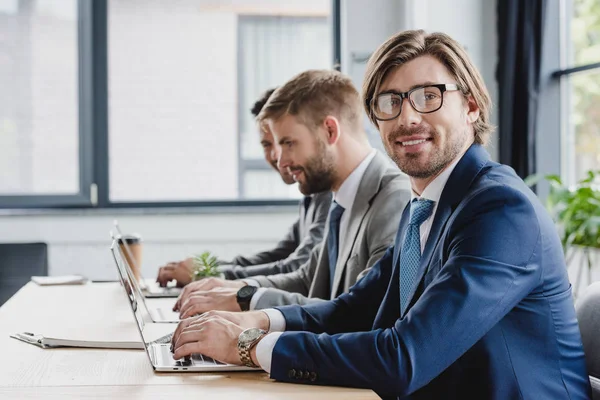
top-left (238, 329), bottom-right (266, 368)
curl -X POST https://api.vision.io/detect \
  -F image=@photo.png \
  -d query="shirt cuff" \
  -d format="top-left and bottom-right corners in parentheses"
top-left (243, 279), bottom-right (260, 288)
top-left (255, 332), bottom-right (283, 374)
top-left (261, 308), bottom-right (286, 332)
top-left (249, 287), bottom-right (267, 310)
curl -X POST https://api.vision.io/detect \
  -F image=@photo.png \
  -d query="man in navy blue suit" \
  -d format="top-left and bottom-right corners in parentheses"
top-left (170, 30), bottom-right (591, 399)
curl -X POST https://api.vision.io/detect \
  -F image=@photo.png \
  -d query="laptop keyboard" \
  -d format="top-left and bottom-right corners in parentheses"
top-left (151, 332), bottom-right (173, 345)
top-left (152, 332), bottom-right (222, 365)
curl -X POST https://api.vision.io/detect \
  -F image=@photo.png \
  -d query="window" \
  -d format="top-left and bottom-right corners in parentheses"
top-left (0, 0), bottom-right (338, 208)
top-left (108, 0), bottom-right (333, 203)
top-left (0, 0), bottom-right (91, 207)
top-left (238, 15), bottom-right (332, 199)
top-left (561, 0), bottom-right (600, 185)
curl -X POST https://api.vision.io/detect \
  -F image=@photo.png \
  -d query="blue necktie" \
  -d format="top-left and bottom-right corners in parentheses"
top-left (399, 198), bottom-right (435, 314)
top-left (327, 201), bottom-right (345, 291)
top-left (302, 196), bottom-right (312, 215)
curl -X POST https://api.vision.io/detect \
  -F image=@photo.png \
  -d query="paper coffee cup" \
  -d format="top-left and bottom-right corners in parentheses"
top-left (118, 234), bottom-right (143, 282)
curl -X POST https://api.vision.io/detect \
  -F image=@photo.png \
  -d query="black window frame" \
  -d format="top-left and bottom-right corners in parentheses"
top-left (0, 0), bottom-right (341, 210)
top-left (536, 0), bottom-right (600, 198)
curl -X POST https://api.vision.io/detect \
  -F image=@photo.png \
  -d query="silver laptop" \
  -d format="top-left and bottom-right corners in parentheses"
top-left (113, 220), bottom-right (182, 298)
top-left (110, 231), bottom-right (180, 323)
top-left (110, 239), bottom-right (254, 373)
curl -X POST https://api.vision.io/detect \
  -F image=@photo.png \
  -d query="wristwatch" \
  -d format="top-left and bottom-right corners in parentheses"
top-left (238, 327), bottom-right (267, 368)
top-left (236, 285), bottom-right (258, 311)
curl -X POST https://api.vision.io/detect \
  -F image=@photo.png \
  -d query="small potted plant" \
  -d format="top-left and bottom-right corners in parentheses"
top-left (526, 170), bottom-right (600, 296)
top-left (191, 251), bottom-right (221, 281)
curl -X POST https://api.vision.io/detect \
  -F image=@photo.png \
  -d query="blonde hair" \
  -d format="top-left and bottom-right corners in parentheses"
top-left (362, 30), bottom-right (494, 145)
top-left (258, 69), bottom-right (362, 132)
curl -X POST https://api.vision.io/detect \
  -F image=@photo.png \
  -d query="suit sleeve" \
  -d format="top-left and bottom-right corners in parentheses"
top-left (251, 243), bottom-right (323, 295)
top-left (274, 245), bottom-right (396, 334)
top-left (223, 197), bottom-right (329, 279)
top-left (254, 287), bottom-right (327, 308)
top-left (269, 185), bottom-right (543, 398)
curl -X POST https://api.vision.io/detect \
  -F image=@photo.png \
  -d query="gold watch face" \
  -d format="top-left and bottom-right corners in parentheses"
top-left (239, 328), bottom-right (263, 345)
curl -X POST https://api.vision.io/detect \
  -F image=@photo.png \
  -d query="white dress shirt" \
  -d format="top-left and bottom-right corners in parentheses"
top-left (255, 149), bottom-right (382, 373)
top-left (411, 156), bottom-right (461, 250)
top-left (248, 150), bottom-right (377, 311)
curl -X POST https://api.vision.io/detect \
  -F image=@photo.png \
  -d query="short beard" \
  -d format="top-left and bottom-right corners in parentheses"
top-left (293, 139), bottom-right (336, 195)
top-left (384, 125), bottom-right (466, 179)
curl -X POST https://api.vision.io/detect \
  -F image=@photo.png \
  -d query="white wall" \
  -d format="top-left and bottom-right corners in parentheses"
top-left (0, 0), bottom-right (499, 281)
top-left (341, 0), bottom-right (499, 160)
top-left (0, 209), bottom-right (297, 280)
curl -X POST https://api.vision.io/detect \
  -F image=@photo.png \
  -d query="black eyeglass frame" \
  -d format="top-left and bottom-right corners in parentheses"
top-left (368, 83), bottom-right (461, 121)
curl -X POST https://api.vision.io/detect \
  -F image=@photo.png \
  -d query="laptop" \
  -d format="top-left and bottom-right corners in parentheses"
top-left (110, 231), bottom-right (180, 323)
top-left (113, 220), bottom-right (182, 298)
top-left (110, 239), bottom-right (255, 373)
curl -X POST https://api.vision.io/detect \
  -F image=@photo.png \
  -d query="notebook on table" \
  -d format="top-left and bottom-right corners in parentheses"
top-left (10, 332), bottom-right (143, 349)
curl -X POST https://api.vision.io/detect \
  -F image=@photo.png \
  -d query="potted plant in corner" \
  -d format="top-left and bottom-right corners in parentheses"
top-left (527, 170), bottom-right (600, 297)
top-left (191, 251), bottom-right (221, 281)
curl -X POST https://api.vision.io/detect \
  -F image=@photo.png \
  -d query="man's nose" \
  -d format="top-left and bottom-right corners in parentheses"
top-left (396, 98), bottom-right (422, 128)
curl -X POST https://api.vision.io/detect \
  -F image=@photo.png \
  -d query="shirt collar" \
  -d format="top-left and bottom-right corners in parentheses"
top-left (334, 149), bottom-right (377, 211)
top-left (411, 155), bottom-right (462, 203)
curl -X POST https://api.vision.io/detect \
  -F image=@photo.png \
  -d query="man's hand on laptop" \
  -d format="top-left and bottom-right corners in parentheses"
top-left (173, 277), bottom-right (246, 311)
top-left (178, 288), bottom-right (242, 318)
top-left (172, 314), bottom-right (244, 365)
top-left (171, 310), bottom-right (270, 366)
top-left (156, 258), bottom-right (194, 287)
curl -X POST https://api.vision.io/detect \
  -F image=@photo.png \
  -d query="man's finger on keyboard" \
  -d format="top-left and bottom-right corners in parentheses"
top-left (174, 328), bottom-right (206, 352)
top-left (179, 295), bottom-right (210, 318)
top-left (171, 317), bottom-right (199, 349)
top-left (173, 341), bottom-right (204, 360)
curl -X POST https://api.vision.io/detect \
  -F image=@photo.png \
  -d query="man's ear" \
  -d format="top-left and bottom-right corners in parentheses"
top-left (465, 95), bottom-right (480, 124)
top-left (323, 116), bottom-right (341, 145)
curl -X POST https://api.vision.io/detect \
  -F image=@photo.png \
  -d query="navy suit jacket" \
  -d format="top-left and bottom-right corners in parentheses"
top-left (271, 145), bottom-right (591, 399)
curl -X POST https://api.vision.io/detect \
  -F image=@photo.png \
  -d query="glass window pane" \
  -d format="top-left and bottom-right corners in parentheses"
top-left (570, 0), bottom-right (600, 66)
top-left (0, 0), bottom-right (79, 195)
top-left (238, 14), bottom-right (332, 161)
top-left (565, 69), bottom-right (600, 183)
top-left (243, 170), bottom-right (301, 200)
top-left (108, 0), bottom-right (332, 202)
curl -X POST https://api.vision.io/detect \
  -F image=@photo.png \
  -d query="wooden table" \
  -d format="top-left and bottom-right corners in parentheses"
top-left (0, 282), bottom-right (376, 399)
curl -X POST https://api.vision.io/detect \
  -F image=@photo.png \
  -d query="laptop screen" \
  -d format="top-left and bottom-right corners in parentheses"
top-left (110, 238), bottom-right (147, 335)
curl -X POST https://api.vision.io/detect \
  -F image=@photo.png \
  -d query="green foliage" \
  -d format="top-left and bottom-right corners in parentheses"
top-left (526, 170), bottom-right (600, 250)
top-left (192, 251), bottom-right (220, 280)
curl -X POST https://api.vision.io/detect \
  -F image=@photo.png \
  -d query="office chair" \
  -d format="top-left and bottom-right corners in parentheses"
top-left (0, 243), bottom-right (48, 306)
top-left (576, 282), bottom-right (600, 399)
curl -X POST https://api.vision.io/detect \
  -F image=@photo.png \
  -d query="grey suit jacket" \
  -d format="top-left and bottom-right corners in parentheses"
top-left (220, 191), bottom-right (331, 279)
top-left (252, 152), bottom-right (411, 308)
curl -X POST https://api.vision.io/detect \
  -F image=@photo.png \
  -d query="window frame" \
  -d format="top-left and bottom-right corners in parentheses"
top-left (0, 0), bottom-right (341, 209)
top-left (537, 0), bottom-right (600, 198)
top-left (0, 0), bottom-right (95, 208)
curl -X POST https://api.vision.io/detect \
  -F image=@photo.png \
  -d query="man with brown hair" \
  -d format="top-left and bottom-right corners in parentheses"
top-left (172, 69), bottom-right (410, 317)
top-left (171, 30), bottom-right (590, 399)
top-left (155, 88), bottom-right (331, 286)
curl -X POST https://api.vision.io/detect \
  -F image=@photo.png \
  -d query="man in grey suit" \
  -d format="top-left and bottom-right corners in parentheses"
top-left (156, 89), bottom-right (331, 287)
top-left (174, 70), bottom-right (410, 318)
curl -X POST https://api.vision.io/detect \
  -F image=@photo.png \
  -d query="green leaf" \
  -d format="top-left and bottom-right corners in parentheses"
top-left (537, 169), bottom-right (600, 253)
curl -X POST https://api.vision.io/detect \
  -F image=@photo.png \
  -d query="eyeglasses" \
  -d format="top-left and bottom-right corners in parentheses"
top-left (369, 83), bottom-right (461, 121)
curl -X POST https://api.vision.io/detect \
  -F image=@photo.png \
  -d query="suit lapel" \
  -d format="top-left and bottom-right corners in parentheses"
top-left (400, 144), bottom-right (491, 317)
top-left (331, 153), bottom-right (390, 296)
